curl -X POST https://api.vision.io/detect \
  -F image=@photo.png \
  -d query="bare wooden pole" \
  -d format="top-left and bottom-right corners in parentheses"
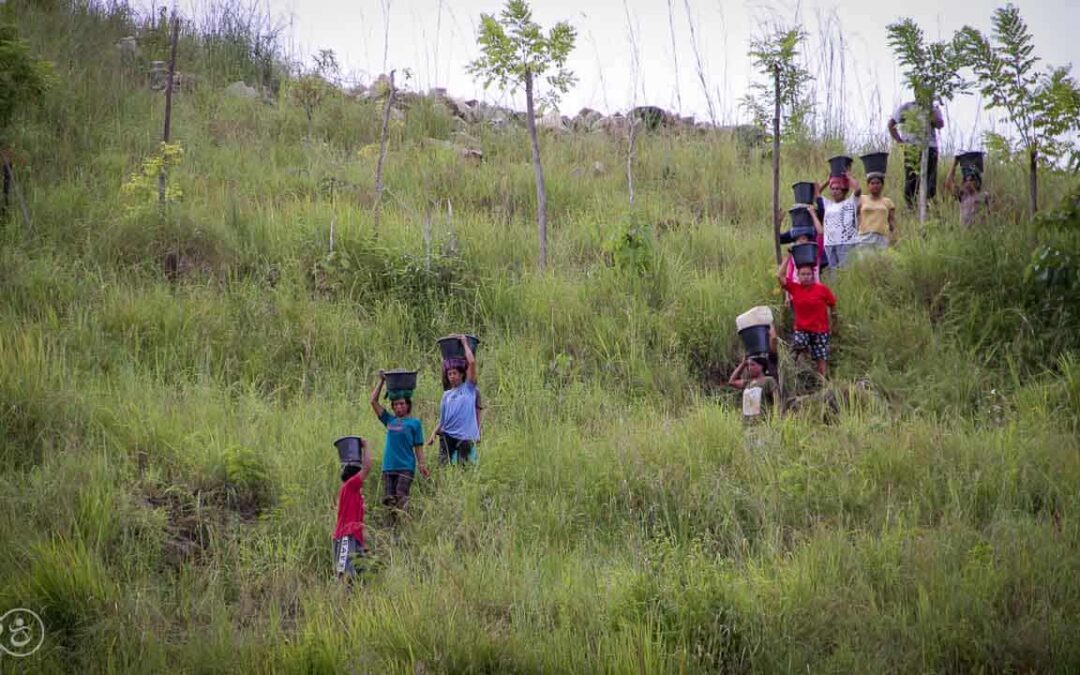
top-left (158, 13), bottom-right (180, 208)
top-left (524, 70), bottom-right (549, 271)
top-left (771, 64), bottom-right (782, 265)
top-left (373, 70), bottom-right (396, 231)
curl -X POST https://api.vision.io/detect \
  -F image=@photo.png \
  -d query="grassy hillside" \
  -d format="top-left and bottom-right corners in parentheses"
top-left (2, 2), bottom-right (1080, 672)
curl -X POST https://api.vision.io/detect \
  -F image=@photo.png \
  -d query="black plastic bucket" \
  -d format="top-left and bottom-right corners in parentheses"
top-left (956, 151), bottom-right (984, 174)
top-left (437, 334), bottom-right (480, 360)
top-left (334, 436), bottom-right (363, 464)
top-left (828, 155), bottom-right (853, 176)
top-left (788, 206), bottom-right (814, 231)
top-left (779, 225), bottom-right (816, 245)
top-left (739, 324), bottom-right (770, 356)
top-left (384, 369), bottom-right (417, 393)
top-left (860, 152), bottom-right (889, 175)
top-left (790, 242), bottom-right (818, 268)
top-left (792, 181), bottom-right (816, 205)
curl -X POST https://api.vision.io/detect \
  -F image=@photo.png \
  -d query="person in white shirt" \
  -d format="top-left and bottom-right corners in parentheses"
top-left (817, 172), bottom-right (860, 270)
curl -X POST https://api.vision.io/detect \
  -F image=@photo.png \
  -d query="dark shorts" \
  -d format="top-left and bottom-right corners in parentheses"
top-left (382, 470), bottom-right (414, 509)
top-left (439, 434), bottom-right (477, 465)
top-left (333, 535), bottom-right (365, 577)
top-left (792, 329), bottom-right (831, 361)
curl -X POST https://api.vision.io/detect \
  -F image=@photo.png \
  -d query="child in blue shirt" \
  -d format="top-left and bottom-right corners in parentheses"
top-left (370, 372), bottom-right (428, 524)
top-left (427, 335), bottom-right (480, 465)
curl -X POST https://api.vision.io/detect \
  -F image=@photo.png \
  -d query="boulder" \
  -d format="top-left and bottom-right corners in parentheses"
top-left (224, 81), bottom-right (260, 100)
top-left (630, 105), bottom-right (673, 131)
top-left (115, 36), bottom-right (139, 59)
top-left (538, 110), bottom-right (566, 132)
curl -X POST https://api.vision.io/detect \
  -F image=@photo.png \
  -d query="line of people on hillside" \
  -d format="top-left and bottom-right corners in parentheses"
top-left (332, 335), bottom-right (482, 582)
top-left (334, 98), bottom-right (996, 579)
top-left (730, 96), bottom-right (996, 426)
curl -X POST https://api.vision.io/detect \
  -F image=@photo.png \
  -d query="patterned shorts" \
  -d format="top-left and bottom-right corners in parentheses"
top-left (382, 470), bottom-right (414, 510)
top-left (792, 330), bottom-right (831, 361)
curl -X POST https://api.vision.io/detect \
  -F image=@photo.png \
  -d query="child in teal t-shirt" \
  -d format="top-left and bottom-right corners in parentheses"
top-left (370, 372), bottom-right (428, 525)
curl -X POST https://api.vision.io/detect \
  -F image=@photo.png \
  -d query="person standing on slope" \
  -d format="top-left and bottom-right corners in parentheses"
top-left (818, 172), bottom-right (860, 270)
top-left (777, 256), bottom-right (837, 378)
top-left (370, 372), bottom-right (429, 526)
top-left (428, 335), bottom-right (481, 465)
top-left (888, 100), bottom-right (944, 209)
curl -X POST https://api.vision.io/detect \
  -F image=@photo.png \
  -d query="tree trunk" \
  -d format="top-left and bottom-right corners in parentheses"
top-left (373, 70), bottom-right (396, 231)
top-left (626, 115), bottom-right (637, 207)
top-left (771, 64), bottom-right (781, 265)
top-left (1028, 147), bottom-right (1038, 216)
top-left (918, 139), bottom-right (929, 225)
top-left (159, 13), bottom-right (179, 208)
top-left (1, 156), bottom-right (11, 220)
top-left (524, 71), bottom-right (548, 271)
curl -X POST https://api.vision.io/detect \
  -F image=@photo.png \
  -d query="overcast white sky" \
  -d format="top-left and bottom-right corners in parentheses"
top-left (190, 0), bottom-right (1079, 151)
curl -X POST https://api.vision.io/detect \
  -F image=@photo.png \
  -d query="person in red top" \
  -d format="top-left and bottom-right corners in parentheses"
top-left (777, 256), bottom-right (837, 378)
top-left (333, 438), bottom-right (371, 582)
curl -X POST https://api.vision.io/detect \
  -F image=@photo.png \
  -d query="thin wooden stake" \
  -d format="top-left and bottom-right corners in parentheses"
top-left (373, 70), bottom-right (396, 231)
top-left (158, 13), bottom-right (180, 208)
top-left (771, 63), bottom-right (781, 265)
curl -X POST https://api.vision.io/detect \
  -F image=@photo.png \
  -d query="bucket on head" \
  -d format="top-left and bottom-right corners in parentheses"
top-left (792, 181), bottom-right (816, 205)
top-left (860, 152), bottom-right (889, 176)
top-left (436, 334), bottom-right (480, 361)
top-left (790, 242), bottom-right (818, 268)
top-left (779, 226), bottom-right (817, 245)
top-left (383, 369), bottom-right (417, 397)
top-left (956, 151), bottom-right (984, 175)
top-left (788, 206), bottom-right (814, 232)
top-left (334, 436), bottom-right (363, 464)
top-left (735, 306), bottom-right (774, 332)
top-left (828, 155), bottom-right (853, 177)
top-left (738, 324), bottom-right (771, 357)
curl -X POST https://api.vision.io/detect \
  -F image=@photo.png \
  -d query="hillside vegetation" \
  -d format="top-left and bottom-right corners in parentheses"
top-left (2, 2), bottom-right (1080, 672)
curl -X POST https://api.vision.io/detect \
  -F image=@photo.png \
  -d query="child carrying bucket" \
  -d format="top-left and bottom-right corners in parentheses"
top-left (781, 204), bottom-right (824, 286)
top-left (370, 370), bottom-right (429, 526)
top-left (428, 335), bottom-right (481, 465)
top-left (945, 152), bottom-right (991, 227)
top-left (728, 355), bottom-right (780, 423)
top-left (331, 436), bottom-right (371, 582)
top-left (777, 255), bottom-right (837, 378)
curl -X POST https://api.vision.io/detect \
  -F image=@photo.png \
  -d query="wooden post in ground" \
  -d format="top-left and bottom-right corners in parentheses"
top-left (373, 70), bottom-right (396, 231)
top-left (771, 64), bottom-right (782, 265)
top-left (158, 13), bottom-right (180, 209)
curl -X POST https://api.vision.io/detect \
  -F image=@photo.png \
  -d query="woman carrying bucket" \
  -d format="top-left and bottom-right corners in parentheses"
top-left (428, 335), bottom-right (481, 465)
top-left (818, 166), bottom-right (860, 270)
top-left (857, 153), bottom-right (896, 250)
top-left (370, 370), bottom-right (429, 525)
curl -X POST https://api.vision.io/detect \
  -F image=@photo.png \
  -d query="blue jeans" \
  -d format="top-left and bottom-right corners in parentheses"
top-left (825, 244), bottom-right (856, 269)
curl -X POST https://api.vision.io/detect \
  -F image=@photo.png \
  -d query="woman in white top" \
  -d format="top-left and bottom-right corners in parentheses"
top-left (817, 172), bottom-right (860, 270)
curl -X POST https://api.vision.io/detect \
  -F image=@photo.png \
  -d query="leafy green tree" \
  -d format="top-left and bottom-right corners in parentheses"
top-left (468, 0), bottom-right (576, 271)
top-left (0, 22), bottom-right (53, 144)
top-left (957, 4), bottom-right (1080, 215)
top-left (887, 18), bottom-right (970, 224)
top-left (740, 24), bottom-right (814, 142)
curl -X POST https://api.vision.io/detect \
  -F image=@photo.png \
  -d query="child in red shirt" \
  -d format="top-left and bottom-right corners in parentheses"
top-left (333, 439), bottom-right (370, 581)
top-left (777, 257), bottom-right (837, 378)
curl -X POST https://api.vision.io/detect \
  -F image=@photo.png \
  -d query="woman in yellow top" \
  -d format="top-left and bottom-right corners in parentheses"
top-left (857, 173), bottom-right (896, 250)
